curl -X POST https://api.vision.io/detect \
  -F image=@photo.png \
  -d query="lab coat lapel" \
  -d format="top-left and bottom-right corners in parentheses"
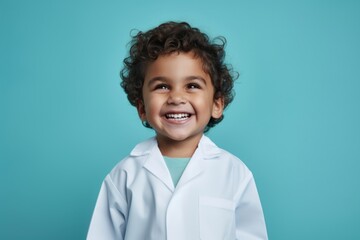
top-left (176, 148), bottom-right (203, 187)
top-left (177, 135), bottom-right (222, 188)
top-left (142, 140), bottom-right (175, 192)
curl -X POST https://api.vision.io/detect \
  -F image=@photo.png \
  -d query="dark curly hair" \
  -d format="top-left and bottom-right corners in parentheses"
top-left (120, 21), bottom-right (237, 131)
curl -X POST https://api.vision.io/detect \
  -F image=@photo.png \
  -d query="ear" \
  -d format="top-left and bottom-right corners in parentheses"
top-left (136, 99), bottom-right (147, 121)
top-left (211, 97), bottom-right (224, 119)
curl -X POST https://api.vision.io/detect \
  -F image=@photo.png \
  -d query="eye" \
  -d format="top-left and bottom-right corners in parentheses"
top-left (154, 84), bottom-right (169, 91)
top-left (187, 83), bottom-right (201, 89)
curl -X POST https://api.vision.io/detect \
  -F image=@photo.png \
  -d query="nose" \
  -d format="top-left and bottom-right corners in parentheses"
top-left (167, 89), bottom-right (186, 105)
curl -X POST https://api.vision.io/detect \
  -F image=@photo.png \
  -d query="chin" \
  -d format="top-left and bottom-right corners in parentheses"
top-left (165, 132), bottom-right (202, 142)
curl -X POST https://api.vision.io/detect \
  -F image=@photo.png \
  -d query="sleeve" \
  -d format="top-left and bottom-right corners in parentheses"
top-left (87, 174), bottom-right (128, 240)
top-left (235, 172), bottom-right (268, 240)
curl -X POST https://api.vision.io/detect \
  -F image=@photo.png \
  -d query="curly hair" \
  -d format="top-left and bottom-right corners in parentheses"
top-left (120, 21), bottom-right (237, 130)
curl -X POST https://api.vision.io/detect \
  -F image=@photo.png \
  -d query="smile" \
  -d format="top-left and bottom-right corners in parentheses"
top-left (165, 113), bottom-right (191, 120)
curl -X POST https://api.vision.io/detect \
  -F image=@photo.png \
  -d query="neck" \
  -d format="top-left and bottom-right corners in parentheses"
top-left (156, 135), bottom-right (202, 158)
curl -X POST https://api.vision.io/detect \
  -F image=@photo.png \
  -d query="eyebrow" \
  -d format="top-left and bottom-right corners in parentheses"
top-left (146, 75), bottom-right (207, 86)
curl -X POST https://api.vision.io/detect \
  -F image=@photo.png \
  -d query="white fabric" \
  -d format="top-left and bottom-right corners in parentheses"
top-left (87, 135), bottom-right (268, 240)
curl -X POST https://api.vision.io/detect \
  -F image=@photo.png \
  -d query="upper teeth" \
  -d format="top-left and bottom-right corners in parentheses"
top-left (166, 113), bottom-right (190, 119)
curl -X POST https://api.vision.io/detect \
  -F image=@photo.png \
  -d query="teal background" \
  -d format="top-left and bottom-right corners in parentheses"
top-left (1, 0), bottom-right (359, 239)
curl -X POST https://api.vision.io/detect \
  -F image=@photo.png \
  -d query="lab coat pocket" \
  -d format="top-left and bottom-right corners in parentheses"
top-left (199, 196), bottom-right (236, 240)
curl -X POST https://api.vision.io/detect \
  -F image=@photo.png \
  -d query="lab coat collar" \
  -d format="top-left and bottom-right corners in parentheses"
top-left (129, 135), bottom-right (222, 192)
top-left (197, 134), bottom-right (222, 159)
top-left (176, 135), bottom-right (222, 188)
top-left (129, 135), bottom-right (222, 158)
top-left (129, 137), bottom-right (174, 191)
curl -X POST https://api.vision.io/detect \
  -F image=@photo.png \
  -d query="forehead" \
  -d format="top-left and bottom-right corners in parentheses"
top-left (144, 52), bottom-right (210, 81)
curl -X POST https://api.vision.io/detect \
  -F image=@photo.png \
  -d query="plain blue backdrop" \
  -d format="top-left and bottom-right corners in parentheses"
top-left (1, 0), bottom-right (359, 239)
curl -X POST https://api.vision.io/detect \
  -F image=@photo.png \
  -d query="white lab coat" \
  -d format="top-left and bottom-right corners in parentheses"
top-left (87, 135), bottom-right (268, 240)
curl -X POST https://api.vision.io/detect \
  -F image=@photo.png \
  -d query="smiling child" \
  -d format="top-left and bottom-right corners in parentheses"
top-left (87, 21), bottom-right (268, 240)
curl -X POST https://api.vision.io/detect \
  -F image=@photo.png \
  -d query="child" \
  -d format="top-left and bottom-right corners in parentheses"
top-left (87, 21), bottom-right (268, 240)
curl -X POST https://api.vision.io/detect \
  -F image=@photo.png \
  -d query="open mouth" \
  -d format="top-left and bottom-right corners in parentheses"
top-left (165, 113), bottom-right (191, 120)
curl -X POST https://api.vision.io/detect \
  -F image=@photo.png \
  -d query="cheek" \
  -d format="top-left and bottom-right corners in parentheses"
top-left (193, 96), bottom-right (214, 112)
top-left (144, 96), bottom-right (162, 114)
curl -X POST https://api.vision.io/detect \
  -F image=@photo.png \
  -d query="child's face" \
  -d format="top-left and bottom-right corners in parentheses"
top-left (137, 52), bottom-right (224, 148)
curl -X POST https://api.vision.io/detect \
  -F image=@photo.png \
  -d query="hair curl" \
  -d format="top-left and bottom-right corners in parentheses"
top-left (120, 21), bottom-right (237, 131)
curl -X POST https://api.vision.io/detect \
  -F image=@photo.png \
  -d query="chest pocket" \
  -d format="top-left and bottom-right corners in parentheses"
top-left (199, 196), bottom-right (236, 240)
